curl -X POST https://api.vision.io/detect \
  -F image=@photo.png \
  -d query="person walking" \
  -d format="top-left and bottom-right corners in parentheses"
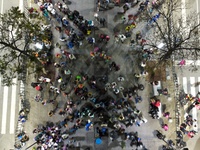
top-left (163, 112), bottom-right (170, 118)
top-left (162, 124), bottom-right (169, 131)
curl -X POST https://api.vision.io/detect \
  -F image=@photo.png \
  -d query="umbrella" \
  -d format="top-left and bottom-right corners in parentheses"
top-left (179, 60), bottom-right (186, 66)
top-left (76, 75), bottom-right (81, 82)
top-left (94, 47), bottom-right (99, 52)
top-left (78, 84), bottom-right (83, 88)
top-left (67, 42), bottom-right (74, 49)
top-left (76, 75), bottom-right (81, 80)
top-left (154, 101), bottom-right (160, 107)
top-left (95, 138), bottom-right (102, 144)
top-left (35, 85), bottom-right (41, 91)
top-left (88, 20), bottom-right (94, 26)
top-left (90, 51), bottom-right (95, 57)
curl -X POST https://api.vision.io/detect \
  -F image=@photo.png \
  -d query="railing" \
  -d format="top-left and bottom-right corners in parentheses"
top-left (14, 80), bottom-right (27, 150)
top-left (172, 60), bottom-right (181, 149)
top-left (14, 0), bottom-right (30, 149)
top-left (23, 0), bottom-right (30, 18)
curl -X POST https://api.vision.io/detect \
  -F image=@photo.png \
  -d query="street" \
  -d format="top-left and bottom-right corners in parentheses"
top-left (175, 0), bottom-right (200, 149)
top-left (0, 0), bottom-right (22, 149)
top-left (0, 0), bottom-right (20, 13)
top-left (175, 65), bottom-right (200, 150)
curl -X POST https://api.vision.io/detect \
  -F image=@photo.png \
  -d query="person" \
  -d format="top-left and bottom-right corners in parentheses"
top-left (59, 109), bottom-right (65, 116)
top-left (118, 34), bottom-right (126, 43)
top-left (114, 0), bottom-right (120, 5)
top-left (118, 76), bottom-right (125, 81)
top-left (121, 16), bottom-right (126, 24)
top-left (156, 130), bottom-right (165, 140)
top-left (141, 61), bottom-right (146, 67)
top-left (99, 18), bottom-right (106, 26)
top-left (168, 140), bottom-right (175, 147)
top-left (123, 3), bottom-right (131, 13)
top-left (41, 100), bottom-right (46, 105)
top-left (138, 2), bottom-right (146, 11)
top-left (36, 85), bottom-right (43, 91)
top-left (148, 13), bottom-right (160, 24)
top-left (179, 59), bottom-right (186, 66)
top-left (113, 88), bottom-right (119, 95)
top-left (97, 0), bottom-right (101, 11)
top-left (49, 110), bottom-right (55, 117)
top-left (31, 82), bottom-right (40, 88)
top-left (114, 35), bottom-right (120, 43)
top-left (162, 124), bottom-right (169, 131)
top-left (39, 76), bottom-right (51, 83)
top-left (54, 62), bottom-right (61, 68)
top-left (118, 113), bottom-right (124, 121)
top-left (136, 120), bottom-right (141, 126)
top-left (135, 96), bottom-right (142, 103)
top-left (136, 31), bottom-right (142, 40)
top-left (87, 37), bottom-right (95, 44)
top-left (152, 0), bottom-right (160, 8)
top-left (115, 65), bottom-right (120, 71)
top-left (163, 112), bottom-right (170, 118)
top-left (43, 9), bottom-right (50, 20)
top-left (105, 35), bottom-right (110, 42)
top-left (187, 131), bottom-right (195, 138)
top-left (180, 123), bottom-right (187, 134)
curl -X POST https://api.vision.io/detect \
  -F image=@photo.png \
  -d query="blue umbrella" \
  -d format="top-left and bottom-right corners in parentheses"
top-left (95, 138), bottom-right (102, 144)
top-left (67, 42), bottom-right (74, 49)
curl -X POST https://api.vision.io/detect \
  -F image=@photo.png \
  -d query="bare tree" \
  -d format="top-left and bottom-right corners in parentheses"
top-left (0, 7), bottom-right (49, 85)
top-left (144, 0), bottom-right (200, 64)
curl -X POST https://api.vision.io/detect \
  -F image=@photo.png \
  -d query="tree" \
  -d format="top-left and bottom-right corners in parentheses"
top-left (0, 7), bottom-right (50, 86)
top-left (144, 0), bottom-right (200, 64)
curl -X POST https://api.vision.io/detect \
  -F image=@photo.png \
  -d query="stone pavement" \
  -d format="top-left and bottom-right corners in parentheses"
top-left (20, 0), bottom-right (189, 150)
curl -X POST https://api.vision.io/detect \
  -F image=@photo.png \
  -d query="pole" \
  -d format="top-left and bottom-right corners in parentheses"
top-left (25, 141), bottom-right (37, 150)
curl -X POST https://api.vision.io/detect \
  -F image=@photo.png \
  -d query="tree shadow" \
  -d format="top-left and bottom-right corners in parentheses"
top-left (194, 82), bottom-right (200, 87)
top-left (158, 118), bottom-right (164, 127)
top-left (113, 23), bottom-right (126, 34)
top-left (193, 137), bottom-right (200, 150)
top-left (108, 140), bottom-right (121, 149)
top-left (162, 104), bottom-right (166, 113)
top-left (113, 13), bottom-right (124, 22)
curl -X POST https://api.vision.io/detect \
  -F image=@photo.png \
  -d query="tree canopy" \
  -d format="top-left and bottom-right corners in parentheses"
top-left (145, 0), bottom-right (200, 64)
top-left (0, 7), bottom-right (50, 86)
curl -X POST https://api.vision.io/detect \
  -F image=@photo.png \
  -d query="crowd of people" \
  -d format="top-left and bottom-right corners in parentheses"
top-left (15, 0), bottom-right (191, 150)
top-left (28, 0), bottom-right (151, 149)
top-left (176, 91), bottom-right (200, 147)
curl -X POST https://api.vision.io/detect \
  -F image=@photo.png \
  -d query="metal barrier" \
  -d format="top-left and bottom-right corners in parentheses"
top-left (172, 62), bottom-right (181, 149)
top-left (14, 0), bottom-right (30, 149)
top-left (14, 80), bottom-right (28, 150)
top-left (23, 0), bottom-right (30, 18)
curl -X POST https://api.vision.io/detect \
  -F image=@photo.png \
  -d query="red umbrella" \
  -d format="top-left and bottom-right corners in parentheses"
top-left (35, 85), bottom-right (41, 91)
top-left (154, 101), bottom-right (160, 107)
